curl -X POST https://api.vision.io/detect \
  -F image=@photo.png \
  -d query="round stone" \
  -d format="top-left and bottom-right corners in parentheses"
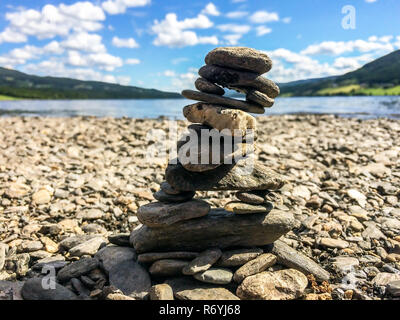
top-left (205, 47), bottom-right (272, 74)
top-left (195, 77), bottom-right (224, 96)
top-left (236, 190), bottom-right (268, 204)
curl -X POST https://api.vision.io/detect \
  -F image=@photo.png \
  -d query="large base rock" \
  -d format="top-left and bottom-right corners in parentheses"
top-left (130, 208), bottom-right (294, 253)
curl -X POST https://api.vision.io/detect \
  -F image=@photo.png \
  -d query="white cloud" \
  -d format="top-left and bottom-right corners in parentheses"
top-left (249, 11), bottom-right (279, 24)
top-left (0, 2), bottom-right (105, 43)
top-left (151, 13), bottom-right (217, 48)
top-left (126, 58), bottom-right (141, 65)
top-left (226, 11), bottom-right (248, 19)
top-left (365, 0), bottom-right (377, 3)
top-left (62, 32), bottom-right (106, 53)
top-left (217, 24), bottom-right (251, 34)
top-left (282, 17), bottom-right (292, 24)
top-left (23, 59), bottom-right (129, 84)
top-left (171, 57), bottom-right (189, 65)
top-left (256, 26), bottom-right (272, 36)
top-left (201, 3), bottom-right (220, 16)
top-left (301, 39), bottom-right (394, 56)
top-left (102, 0), bottom-right (151, 15)
top-left (112, 36), bottom-right (139, 48)
top-left (67, 51), bottom-right (123, 71)
top-left (224, 34), bottom-right (243, 45)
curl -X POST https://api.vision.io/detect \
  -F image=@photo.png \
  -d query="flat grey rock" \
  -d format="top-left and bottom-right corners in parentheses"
top-left (149, 259), bottom-right (188, 276)
top-left (270, 240), bottom-right (330, 282)
top-left (166, 159), bottom-right (285, 192)
top-left (181, 90), bottom-right (265, 114)
top-left (217, 248), bottom-right (263, 267)
top-left (199, 64), bottom-right (280, 98)
top-left (137, 200), bottom-right (210, 227)
top-left (246, 89), bottom-right (274, 108)
top-left (130, 208), bottom-right (295, 253)
top-left (205, 47), bottom-right (272, 74)
top-left (195, 77), bottom-right (224, 95)
top-left (194, 268), bottom-right (233, 285)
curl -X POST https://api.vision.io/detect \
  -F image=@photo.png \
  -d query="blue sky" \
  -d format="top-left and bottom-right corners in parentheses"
top-left (0, 0), bottom-right (399, 91)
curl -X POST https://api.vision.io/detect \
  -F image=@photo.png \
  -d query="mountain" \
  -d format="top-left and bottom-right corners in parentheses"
top-left (0, 67), bottom-right (181, 100)
top-left (279, 50), bottom-right (400, 96)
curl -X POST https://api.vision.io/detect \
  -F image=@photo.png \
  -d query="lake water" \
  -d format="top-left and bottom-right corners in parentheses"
top-left (1, 96), bottom-right (400, 119)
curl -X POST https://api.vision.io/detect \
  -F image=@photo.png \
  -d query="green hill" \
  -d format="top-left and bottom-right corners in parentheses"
top-left (279, 50), bottom-right (400, 96)
top-left (0, 67), bottom-right (181, 100)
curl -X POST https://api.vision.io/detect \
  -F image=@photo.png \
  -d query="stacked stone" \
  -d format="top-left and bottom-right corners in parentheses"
top-left (129, 47), bottom-right (327, 300)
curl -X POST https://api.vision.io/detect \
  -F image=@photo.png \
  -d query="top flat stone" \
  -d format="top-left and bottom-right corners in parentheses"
top-left (205, 47), bottom-right (272, 74)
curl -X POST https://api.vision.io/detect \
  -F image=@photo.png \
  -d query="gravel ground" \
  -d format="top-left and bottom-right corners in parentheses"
top-left (0, 114), bottom-right (399, 300)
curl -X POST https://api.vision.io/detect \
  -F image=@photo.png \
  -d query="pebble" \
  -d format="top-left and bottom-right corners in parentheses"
top-left (32, 188), bottom-right (52, 205)
top-left (233, 253), bottom-right (277, 283)
top-left (165, 277), bottom-right (239, 300)
top-left (193, 268), bottom-right (233, 284)
top-left (224, 201), bottom-right (272, 214)
top-left (217, 248), bottom-right (263, 267)
top-left (182, 248), bottom-right (222, 275)
top-left (387, 280), bottom-right (400, 297)
top-left (235, 191), bottom-right (267, 205)
top-left (149, 284), bottom-right (174, 300)
top-left (69, 237), bottom-right (107, 257)
top-left (319, 238), bottom-right (349, 249)
top-left (94, 246), bottom-right (137, 274)
top-left (236, 269), bottom-right (308, 300)
top-left (149, 259), bottom-right (188, 276)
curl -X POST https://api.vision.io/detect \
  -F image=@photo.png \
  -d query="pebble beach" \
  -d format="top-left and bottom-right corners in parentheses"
top-left (0, 114), bottom-right (400, 300)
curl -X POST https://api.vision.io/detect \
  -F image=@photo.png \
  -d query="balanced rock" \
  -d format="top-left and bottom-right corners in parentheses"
top-left (246, 90), bottom-right (274, 108)
top-left (130, 209), bottom-right (295, 253)
top-left (182, 90), bottom-right (264, 114)
top-left (177, 124), bottom-right (254, 172)
top-left (236, 190), bottom-right (268, 204)
top-left (166, 159), bottom-right (285, 192)
top-left (183, 103), bottom-right (256, 137)
top-left (205, 47), bottom-right (273, 74)
top-left (153, 189), bottom-right (195, 203)
top-left (137, 200), bottom-right (210, 227)
top-left (160, 181), bottom-right (182, 195)
top-left (195, 77), bottom-right (224, 96)
top-left (224, 201), bottom-right (272, 215)
top-left (199, 65), bottom-right (280, 98)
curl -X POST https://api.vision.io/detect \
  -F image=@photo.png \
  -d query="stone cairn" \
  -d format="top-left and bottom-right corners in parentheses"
top-left (126, 47), bottom-right (330, 300)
